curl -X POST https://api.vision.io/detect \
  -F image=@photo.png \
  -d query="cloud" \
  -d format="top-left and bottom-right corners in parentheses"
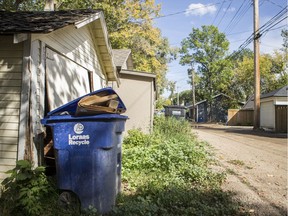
top-left (185, 3), bottom-right (217, 16)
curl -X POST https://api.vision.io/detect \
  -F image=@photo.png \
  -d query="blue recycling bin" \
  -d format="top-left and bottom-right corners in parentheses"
top-left (41, 88), bottom-right (127, 214)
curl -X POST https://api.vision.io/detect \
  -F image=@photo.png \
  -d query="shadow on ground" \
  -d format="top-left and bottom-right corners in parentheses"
top-left (192, 123), bottom-right (287, 139)
top-left (110, 184), bottom-right (287, 216)
top-left (110, 186), bottom-right (246, 216)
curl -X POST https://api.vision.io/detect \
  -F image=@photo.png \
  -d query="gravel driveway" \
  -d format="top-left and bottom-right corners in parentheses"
top-left (192, 124), bottom-right (287, 216)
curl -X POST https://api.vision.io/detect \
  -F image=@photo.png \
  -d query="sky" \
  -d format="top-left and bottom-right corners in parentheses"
top-left (153, 0), bottom-right (287, 97)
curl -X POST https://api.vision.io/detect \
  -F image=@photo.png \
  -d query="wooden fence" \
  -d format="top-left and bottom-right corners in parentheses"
top-left (227, 109), bottom-right (254, 126)
top-left (275, 105), bottom-right (287, 132)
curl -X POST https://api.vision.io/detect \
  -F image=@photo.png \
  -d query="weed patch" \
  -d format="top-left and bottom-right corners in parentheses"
top-left (0, 160), bottom-right (82, 216)
top-left (228, 160), bottom-right (245, 166)
top-left (111, 116), bottom-right (243, 215)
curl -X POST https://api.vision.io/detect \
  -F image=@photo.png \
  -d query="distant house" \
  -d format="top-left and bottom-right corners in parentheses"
top-left (228, 86), bottom-right (288, 130)
top-left (0, 10), bottom-right (118, 181)
top-left (260, 86), bottom-right (287, 132)
top-left (188, 93), bottom-right (242, 123)
top-left (110, 49), bottom-right (156, 134)
top-left (241, 95), bottom-right (254, 110)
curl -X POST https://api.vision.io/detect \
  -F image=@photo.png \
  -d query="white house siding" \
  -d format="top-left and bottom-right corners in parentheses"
top-left (260, 100), bottom-right (275, 129)
top-left (45, 48), bottom-right (91, 110)
top-left (274, 97), bottom-right (288, 105)
top-left (32, 24), bottom-right (104, 92)
top-left (0, 36), bottom-right (23, 181)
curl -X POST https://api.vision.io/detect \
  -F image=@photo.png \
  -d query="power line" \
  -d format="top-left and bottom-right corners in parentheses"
top-left (224, 0), bottom-right (249, 32)
top-left (224, 0), bottom-right (253, 34)
top-left (258, 6), bottom-right (287, 31)
top-left (217, 0), bottom-right (234, 27)
top-left (227, 29), bottom-right (253, 35)
top-left (212, 0), bottom-right (225, 25)
top-left (268, 24), bottom-right (287, 31)
top-left (264, 0), bottom-right (285, 9)
top-left (229, 24), bottom-right (286, 44)
top-left (151, 0), bottom-right (233, 20)
top-left (227, 24), bottom-right (286, 36)
top-left (261, 16), bottom-right (287, 37)
top-left (230, 38), bottom-right (247, 43)
top-left (230, 5), bottom-right (287, 59)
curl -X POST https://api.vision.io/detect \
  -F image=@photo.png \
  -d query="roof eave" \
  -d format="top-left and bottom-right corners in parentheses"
top-left (74, 12), bottom-right (101, 29)
top-left (85, 12), bottom-right (119, 85)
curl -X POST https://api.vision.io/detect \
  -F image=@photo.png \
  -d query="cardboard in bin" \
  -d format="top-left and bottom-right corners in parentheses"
top-left (46, 87), bottom-right (126, 117)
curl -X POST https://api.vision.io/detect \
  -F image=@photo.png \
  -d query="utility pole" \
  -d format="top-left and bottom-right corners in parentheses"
top-left (188, 68), bottom-right (196, 121)
top-left (176, 84), bottom-right (179, 105)
top-left (253, 0), bottom-right (260, 129)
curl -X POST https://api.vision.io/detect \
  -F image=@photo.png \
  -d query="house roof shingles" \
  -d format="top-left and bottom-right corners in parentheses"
top-left (261, 85), bottom-right (288, 99)
top-left (0, 9), bottom-right (101, 34)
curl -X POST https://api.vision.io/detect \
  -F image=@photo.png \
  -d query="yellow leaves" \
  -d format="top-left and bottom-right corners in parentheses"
top-left (95, 0), bottom-right (170, 92)
top-left (120, 0), bottom-right (160, 21)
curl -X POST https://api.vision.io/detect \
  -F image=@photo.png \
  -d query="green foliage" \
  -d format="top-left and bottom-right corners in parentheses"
top-left (281, 29), bottom-right (288, 49)
top-left (155, 96), bottom-right (171, 110)
top-left (0, 0), bottom-right (44, 11)
top-left (231, 51), bottom-right (287, 101)
top-left (0, 160), bottom-right (84, 216)
top-left (114, 116), bottom-right (241, 215)
top-left (179, 25), bottom-right (232, 119)
top-left (0, 160), bottom-right (56, 216)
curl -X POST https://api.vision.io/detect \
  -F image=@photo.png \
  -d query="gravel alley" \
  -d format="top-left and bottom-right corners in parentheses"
top-left (193, 124), bottom-right (287, 216)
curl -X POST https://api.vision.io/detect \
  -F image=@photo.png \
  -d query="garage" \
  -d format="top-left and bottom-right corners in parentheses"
top-left (260, 86), bottom-right (288, 133)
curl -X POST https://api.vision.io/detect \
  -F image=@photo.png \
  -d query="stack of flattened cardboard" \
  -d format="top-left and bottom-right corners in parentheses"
top-left (76, 91), bottom-right (125, 116)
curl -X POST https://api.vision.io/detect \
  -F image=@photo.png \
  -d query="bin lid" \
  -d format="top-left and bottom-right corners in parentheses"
top-left (46, 87), bottom-right (126, 117)
top-left (41, 113), bottom-right (127, 124)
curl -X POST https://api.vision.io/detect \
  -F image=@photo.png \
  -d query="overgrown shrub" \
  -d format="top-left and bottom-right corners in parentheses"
top-left (112, 116), bottom-right (240, 215)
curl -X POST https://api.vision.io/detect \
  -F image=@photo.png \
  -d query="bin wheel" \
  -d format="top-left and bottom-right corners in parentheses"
top-left (58, 191), bottom-right (80, 211)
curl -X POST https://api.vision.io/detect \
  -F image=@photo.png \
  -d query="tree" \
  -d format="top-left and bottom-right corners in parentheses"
top-left (233, 52), bottom-right (287, 100)
top-left (281, 29), bottom-right (288, 50)
top-left (231, 30), bottom-right (288, 101)
top-left (167, 81), bottom-right (176, 103)
top-left (179, 25), bottom-right (231, 120)
top-left (228, 48), bottom-right (254, 101)
top-left (178, 90), bottom-right (192, 105)
top-left (155, 96), bottom-right (171, 110)
top-left (0, 0), bottom-right (43, 10)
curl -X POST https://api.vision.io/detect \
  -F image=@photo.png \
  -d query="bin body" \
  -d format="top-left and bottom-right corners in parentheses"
top-left (41, 88), bottom-right (127, 214)
top-left (164, 105), bottom-right (186, 119)
top-left (45, 115), bottom-right (126, 213)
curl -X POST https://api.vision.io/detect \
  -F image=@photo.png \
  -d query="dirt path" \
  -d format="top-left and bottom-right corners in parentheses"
top-left (192, 124), bottom-right (287, 216)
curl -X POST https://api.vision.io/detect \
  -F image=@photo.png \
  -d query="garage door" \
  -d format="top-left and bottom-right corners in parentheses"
top-left (46, 48), bottom-right (91, 111)
top-left (275, 105), bottom-right (287, 133)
